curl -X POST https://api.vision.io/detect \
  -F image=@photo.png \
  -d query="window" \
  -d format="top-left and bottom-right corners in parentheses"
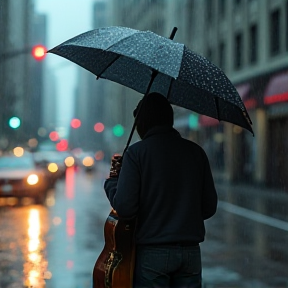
top-left (185, 0), bottom-right (194, 43)
top-left (219, 0), bottom-right (226, 17)
top-left (207, 47), bottom-right (213, 63)
top-left (286, 1), bottom-right (288, 51)
top-left (249, 24), bottom-right (258, 64)
top-left (206, 1), bottom-right (213, 24)
top-left (270, 9), bottom-right (280, 55)
top-left (234, 33), bottom-right (243, 69)
top-left (219, 42), bottom-right (226, 70)
top-left (234, 0), bottom-right (242, 6)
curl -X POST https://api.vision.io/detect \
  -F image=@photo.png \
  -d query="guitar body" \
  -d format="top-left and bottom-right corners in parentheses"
top-left (93, 209), bottom-right (137, 288)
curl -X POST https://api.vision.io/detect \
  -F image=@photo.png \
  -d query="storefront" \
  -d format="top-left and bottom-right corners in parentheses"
top-left (198, 115), bottom-right (224, 171)
top-left (264, 71), bottom-right (288, 190)
top-left (223, 83), bottom-right (257, 182)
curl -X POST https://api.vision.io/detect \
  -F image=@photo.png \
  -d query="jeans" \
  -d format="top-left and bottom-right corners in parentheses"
top-left (133, 244), bottom-right (202, 288)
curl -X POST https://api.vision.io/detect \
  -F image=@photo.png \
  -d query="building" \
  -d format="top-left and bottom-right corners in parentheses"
top-left (0, 0), bottom-right (47, 150)
top-left (188, 0), bottom-right (288, 189)
top-left (70, 0), bottom-right (116, 158)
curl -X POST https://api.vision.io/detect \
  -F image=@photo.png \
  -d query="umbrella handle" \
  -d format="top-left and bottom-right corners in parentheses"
top-left (169, 27), bottom-right (178, 40)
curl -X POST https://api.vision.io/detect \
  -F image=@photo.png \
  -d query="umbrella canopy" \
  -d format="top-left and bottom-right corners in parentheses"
top-left (48, 26), bottom-right (253, 135)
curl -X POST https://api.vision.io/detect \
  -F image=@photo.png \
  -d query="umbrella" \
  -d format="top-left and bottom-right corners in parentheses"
top-left (48, 26), bottom-right (253, 141)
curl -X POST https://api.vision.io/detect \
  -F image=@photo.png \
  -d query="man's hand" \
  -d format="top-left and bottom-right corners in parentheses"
top-left (109, 154), bottom-right (122, 178)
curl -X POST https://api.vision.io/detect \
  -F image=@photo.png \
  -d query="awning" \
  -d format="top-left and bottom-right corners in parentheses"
top-left (236, 83), bottom-right (250, 100)
top-left (235, 83), bottom-right (257, 109)
top-left (264, 72), bottom-right (288, 105)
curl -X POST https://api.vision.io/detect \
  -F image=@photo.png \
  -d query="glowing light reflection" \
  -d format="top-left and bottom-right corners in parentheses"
top-left (65, 167), bottom-right (75, 199)
top-left (66, 209), bottom-right (75, 237)
top-left (24, 208), bottom-right (50, 286)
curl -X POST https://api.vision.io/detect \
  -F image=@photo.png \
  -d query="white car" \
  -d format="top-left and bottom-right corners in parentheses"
top-left (0, 153), bottom-right (49, 204)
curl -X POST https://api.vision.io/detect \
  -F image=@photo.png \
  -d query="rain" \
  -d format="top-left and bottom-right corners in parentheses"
top-left (0, 0), bottom-right (288, 287)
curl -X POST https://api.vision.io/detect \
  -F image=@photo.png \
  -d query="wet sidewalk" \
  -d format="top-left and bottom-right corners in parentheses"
top-left (212, 170), bottom-right (288, 223)
top-left (201, 170), bottom-right (288, 288)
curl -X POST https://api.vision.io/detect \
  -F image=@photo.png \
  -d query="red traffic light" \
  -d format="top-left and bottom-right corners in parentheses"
top-left (94, 122), bottom-right (104, 133)
top-left (71, 118), bottom-right (81, 129)
top-left (49, 131), bottom-right (59, 142)
top-left (56, 139), bottom-right (68, 151)
top-left (31, 45), bottom-right (47, 61)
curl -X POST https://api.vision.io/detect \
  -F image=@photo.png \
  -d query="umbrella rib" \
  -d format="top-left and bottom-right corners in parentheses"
top-left (166, 78), bottom-right (174, 101)
top-left (96, 54), bottom-right (121, 79)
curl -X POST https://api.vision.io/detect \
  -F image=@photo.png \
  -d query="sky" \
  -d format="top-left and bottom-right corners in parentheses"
top-left (35, 0), bottom-right (96, 130)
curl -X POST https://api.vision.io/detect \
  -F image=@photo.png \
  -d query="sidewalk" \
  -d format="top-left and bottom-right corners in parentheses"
top-left (202, 170), bottom-right (288, 288)
top-left (212, 169), bottom-right (288, 223)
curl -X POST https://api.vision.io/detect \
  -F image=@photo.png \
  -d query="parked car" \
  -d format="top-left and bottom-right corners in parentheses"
top-left (0, 152), bottom-right (50, 204)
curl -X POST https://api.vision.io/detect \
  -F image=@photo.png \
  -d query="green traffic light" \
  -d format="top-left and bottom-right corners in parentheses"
top-left (113, 124), bottom-right (124, 137)
top-left (188, 114), bottom-right (199, 129)
top-left (9, 117), bottom-right (21, 129)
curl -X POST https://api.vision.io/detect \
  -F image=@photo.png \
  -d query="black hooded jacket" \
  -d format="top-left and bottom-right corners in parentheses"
top-left (104, 126), bottom-right (217, 245)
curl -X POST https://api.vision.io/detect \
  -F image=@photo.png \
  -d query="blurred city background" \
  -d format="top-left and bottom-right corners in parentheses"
top-left (0, 0), bottom-right (288, 287)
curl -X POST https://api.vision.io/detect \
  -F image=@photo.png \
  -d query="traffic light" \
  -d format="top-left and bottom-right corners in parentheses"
top-left (188, 114), bottom-right (199, 129)
top-left (56, 139), bottom-right (68, 151)
top-left (71, 118), bottom-right (81, 129)
top-left (94, 122), bottom-right (105, 133)
top-left (112, 124), bottom-right (124, 137)
top-left (31, 45), bottom-right (47, 61)
top-left (49, 131), bottom-right (59, 142)
top-left (9, 117), bottom-right (21, 129)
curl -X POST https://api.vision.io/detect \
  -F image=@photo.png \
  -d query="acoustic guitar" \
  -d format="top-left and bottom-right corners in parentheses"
top-left (93, 209), bottom-right (137, 288)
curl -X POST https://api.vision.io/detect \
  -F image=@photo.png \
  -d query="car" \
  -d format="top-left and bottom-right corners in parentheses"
top-left (74, 151), bottom-right (96, 172)
top-left (0, 152), bottom-right (50, 205)
top-left (33, 151), bottom-right (65, 186)
top-left (34, 150), bottom-right (77, 182)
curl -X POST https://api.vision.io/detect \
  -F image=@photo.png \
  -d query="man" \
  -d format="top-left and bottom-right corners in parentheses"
top-left (104, 92), bottom-right (218, 288)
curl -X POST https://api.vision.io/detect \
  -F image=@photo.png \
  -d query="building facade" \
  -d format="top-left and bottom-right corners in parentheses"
top-left (189, 0), bottom-right (288, 189)
top-left (0, 0), bottom-right (47, 151)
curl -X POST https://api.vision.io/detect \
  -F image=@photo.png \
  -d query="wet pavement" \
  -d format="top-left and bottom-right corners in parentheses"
top-left (202, 177), bottom-right (288, 287)
top-left (0, 163), bottom-right (288, 287)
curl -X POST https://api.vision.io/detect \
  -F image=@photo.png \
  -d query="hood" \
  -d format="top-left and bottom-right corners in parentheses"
top-left (0, 169), bottom-right (36, 180)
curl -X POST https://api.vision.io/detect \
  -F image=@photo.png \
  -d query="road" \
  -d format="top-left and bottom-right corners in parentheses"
top-left (0, 163), bottom-right (287, 288)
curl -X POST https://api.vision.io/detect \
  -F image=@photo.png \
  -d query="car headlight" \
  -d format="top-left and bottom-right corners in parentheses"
top-left (27, 174), bottom-right (39, 185)
top-left (65, 156), bottom-right (75, 167)
top-left (82, 156), bottom-right (94, 167)
top-left (48, 163), bottom-right (58, 173)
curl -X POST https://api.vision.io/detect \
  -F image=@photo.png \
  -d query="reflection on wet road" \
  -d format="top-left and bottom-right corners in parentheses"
top-left (0, 163), bottom-right (288, 287)
top-left (24, 209), bottom-right (50, 287)
top-left (0, 204), bottom-right (50, 287)
top-left (44, 164), bottom-right (110, 288)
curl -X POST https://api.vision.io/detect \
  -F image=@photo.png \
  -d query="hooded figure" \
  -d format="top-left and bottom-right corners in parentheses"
top-left (133, 92), bottom-right (174, 139)
top-left (104, 92), bottom-right (218, 288)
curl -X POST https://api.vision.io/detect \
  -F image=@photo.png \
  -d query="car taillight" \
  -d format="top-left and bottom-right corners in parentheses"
top-left (48, 163), bottom-right (58, 173)
top-left (27, 174), bottom-right (39, 185)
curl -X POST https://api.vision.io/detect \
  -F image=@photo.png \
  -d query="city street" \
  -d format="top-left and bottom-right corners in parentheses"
top-left (0, 163), bottom-right (287, 288)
